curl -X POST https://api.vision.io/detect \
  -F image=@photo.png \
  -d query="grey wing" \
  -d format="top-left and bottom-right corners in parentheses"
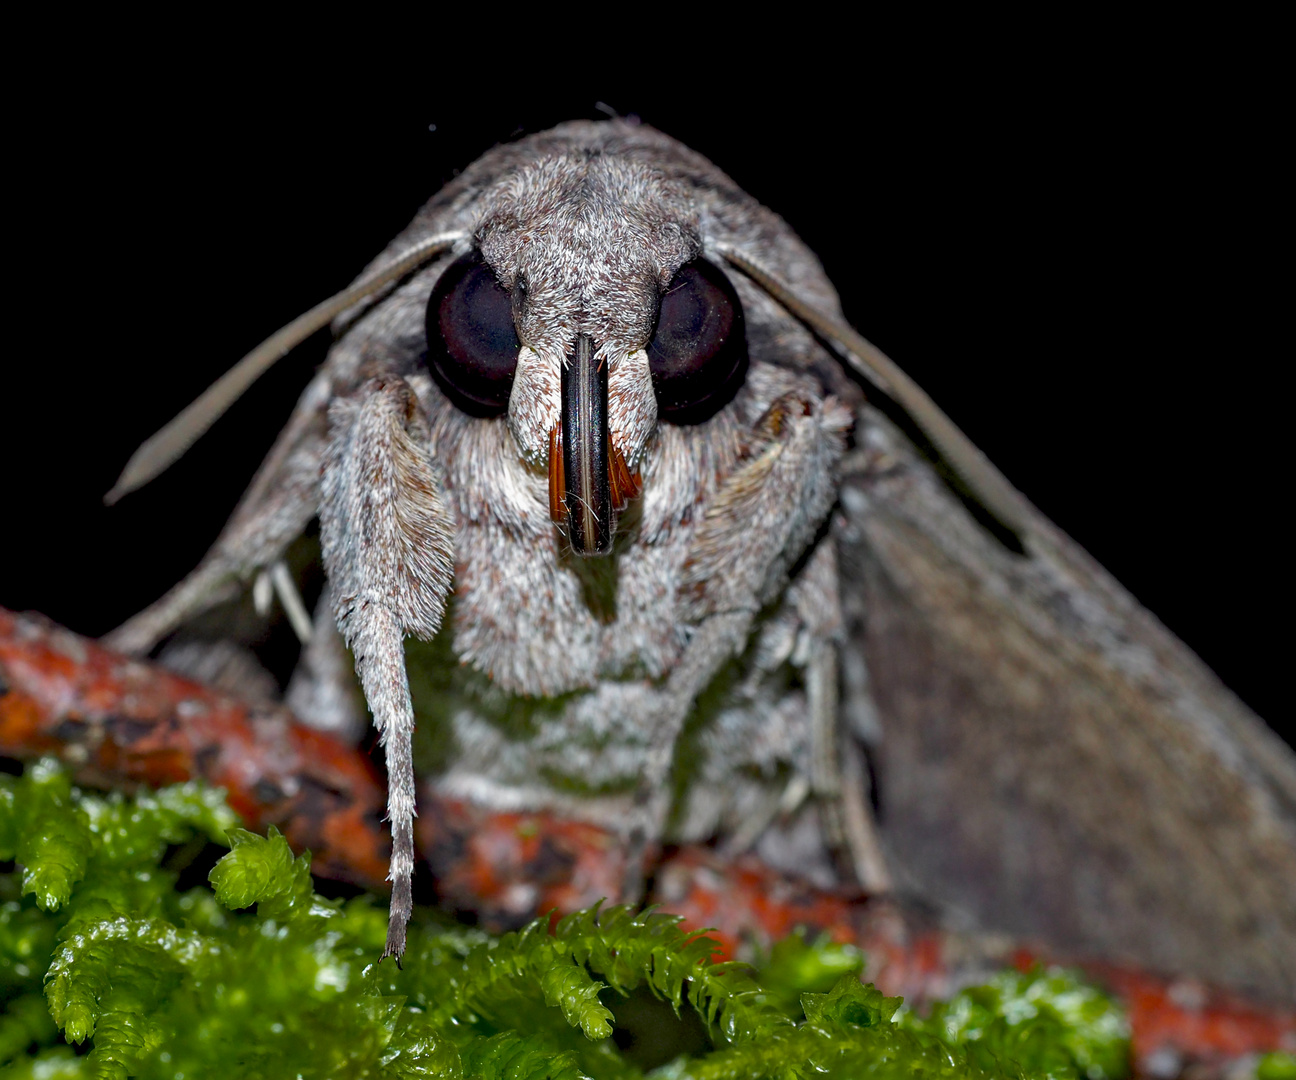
top-left (834, 396), bottom-right (1296, 1002)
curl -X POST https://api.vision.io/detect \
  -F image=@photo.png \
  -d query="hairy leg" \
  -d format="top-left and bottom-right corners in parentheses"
top-left (320, 376), bottom-right (454, 959)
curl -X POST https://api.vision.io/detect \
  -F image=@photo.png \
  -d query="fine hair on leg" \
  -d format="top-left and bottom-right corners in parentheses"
top-left (320, 376), bottom-right (454, 959)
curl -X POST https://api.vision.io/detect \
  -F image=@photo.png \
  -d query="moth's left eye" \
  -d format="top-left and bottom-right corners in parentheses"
top-left (424, 250), bottom-right (521, 417)
top-left (647, 258), bottom-right (747, 423)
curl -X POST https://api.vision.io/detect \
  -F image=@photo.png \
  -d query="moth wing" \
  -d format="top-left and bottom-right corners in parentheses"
top-left (835, 394), bottom-right (1296, 1001)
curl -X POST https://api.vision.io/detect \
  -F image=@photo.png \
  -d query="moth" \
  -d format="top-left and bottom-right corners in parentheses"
top-left (103, 118), bottom-right (1295, 997)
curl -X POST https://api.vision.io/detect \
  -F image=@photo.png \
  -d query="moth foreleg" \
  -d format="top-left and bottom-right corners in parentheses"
top-left (627, 393), bottom-right (854, 889)
top-left (806, 632), bottom-right (891, 894)
top-left (792, 538), bottom-right (891, 893)
top-left (319, 377), bottom-right (454, 961)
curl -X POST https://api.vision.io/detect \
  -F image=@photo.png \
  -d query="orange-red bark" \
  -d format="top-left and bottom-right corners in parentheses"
top-left (0, 607), bottom-right (388, 886)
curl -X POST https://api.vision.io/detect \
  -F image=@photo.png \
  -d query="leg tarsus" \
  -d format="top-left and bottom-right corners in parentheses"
top-left (351, 601), bottom-right (421, 962)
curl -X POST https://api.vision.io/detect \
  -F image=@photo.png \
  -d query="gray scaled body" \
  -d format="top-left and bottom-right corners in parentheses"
top-left (107, 120), bottom-right (1296, 1000)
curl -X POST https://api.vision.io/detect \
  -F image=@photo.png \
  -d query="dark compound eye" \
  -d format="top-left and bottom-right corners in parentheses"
top-left (424, 250), bottom-right (521, 416)
top-left (647, 258), bottom-right (747, 424)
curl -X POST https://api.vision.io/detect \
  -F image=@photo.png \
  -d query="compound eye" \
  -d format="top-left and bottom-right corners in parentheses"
top-left (424, 250), bottom-right (521, 416)
top-left (647, 258), bottom-right (747, 423)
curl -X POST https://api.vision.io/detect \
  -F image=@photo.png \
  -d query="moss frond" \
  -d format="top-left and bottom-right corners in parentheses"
top-left (669, 976), bottom-right (995, 1080)
top-left (1258, 1051), bottom-right (1296, 1080)
top-left (208, 825), bottom-right (335, 925)
top-left (0, 759), bottom-right (93, 911)
top-left (899, 967), bottom-right (1131, 1080)
top-left (45, 916), bottom-right (211, 1041)
top-left (556, 903), bottom-right (788, 1043)
top-left (751, 927), bottom-right (864, 1018)
top-left (458, 1030), bottom-right (590, 1080)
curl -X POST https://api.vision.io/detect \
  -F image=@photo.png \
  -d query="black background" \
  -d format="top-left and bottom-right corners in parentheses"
top-left (7, 70), bottom-right (1285, 742)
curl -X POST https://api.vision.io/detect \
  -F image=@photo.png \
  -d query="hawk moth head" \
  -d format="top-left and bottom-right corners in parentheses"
top-left (398, 137), bottom-right (844, 696)
top-left (429, 150), bottom-right (743, 556)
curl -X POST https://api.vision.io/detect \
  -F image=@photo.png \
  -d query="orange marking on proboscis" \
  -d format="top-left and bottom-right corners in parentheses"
top-left (547, 426), bottom-right (565, 524)
top-left (608, 443), bottom-right (642, 511)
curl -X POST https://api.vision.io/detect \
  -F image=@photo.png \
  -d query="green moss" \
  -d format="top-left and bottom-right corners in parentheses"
top-left (750, 928), bottom-right (865, 1018)
top-left (897, 968), bottom-right (1130, 1080)
top-left (1259, 1052), bottom-right (1296, 1080)
top-left (0, 760), bottom-right (1131, 1078)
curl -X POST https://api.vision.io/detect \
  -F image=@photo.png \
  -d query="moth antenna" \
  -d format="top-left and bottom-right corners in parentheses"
top-left (717, 246), bottom-right (1030, 538)
top-left (104, 232), bottom-right (465, 505)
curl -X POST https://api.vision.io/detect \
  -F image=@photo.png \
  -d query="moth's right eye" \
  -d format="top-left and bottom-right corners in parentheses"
top-left (424, 250), bottom-right (521, 417)
top-left (647, 258), bottom-right (747, 424)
